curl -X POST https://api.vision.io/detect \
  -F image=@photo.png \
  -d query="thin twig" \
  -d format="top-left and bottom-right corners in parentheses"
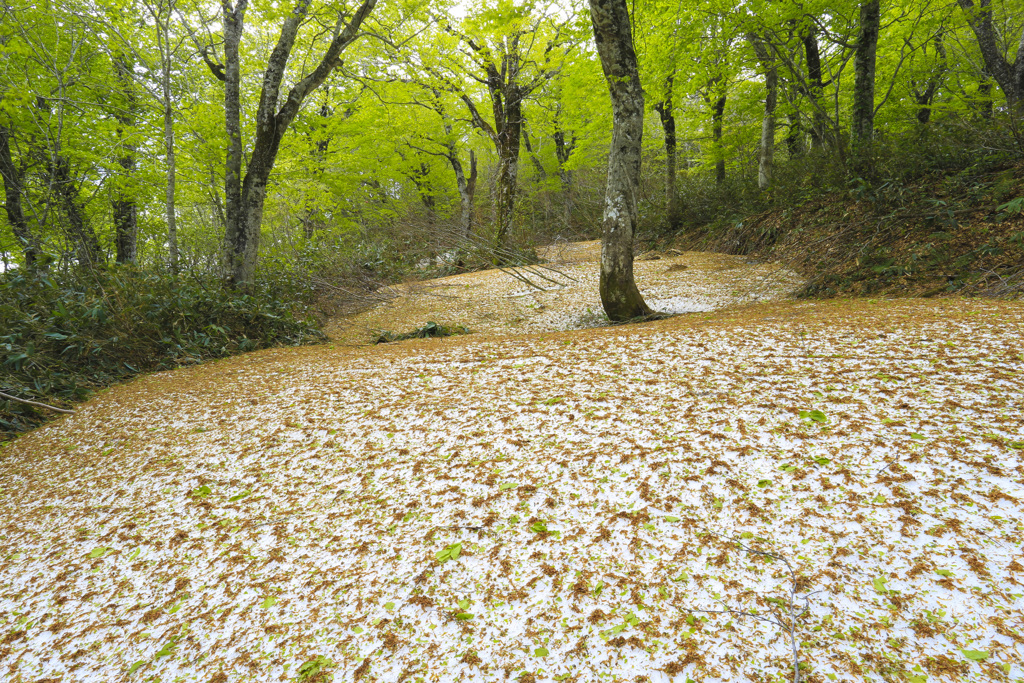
top-left (0, 390), bottom-right (74, 414)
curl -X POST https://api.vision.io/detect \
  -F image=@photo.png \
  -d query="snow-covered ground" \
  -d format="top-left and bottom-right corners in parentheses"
top-left (327, 242), bottom-right (803, 342)
top-left (0, 275), bottom-right (1022, 683)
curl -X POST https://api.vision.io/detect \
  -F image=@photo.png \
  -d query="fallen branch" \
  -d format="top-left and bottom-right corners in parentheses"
top-left (0, 391), bottom-right (75, 414)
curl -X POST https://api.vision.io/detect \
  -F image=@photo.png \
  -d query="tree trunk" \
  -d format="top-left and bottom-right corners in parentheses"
top-left (803, 30), bottom-right (828, 150)
top-left (588, 0), bottom-right (652, 321)
top-left (522, 123), bottom-right (552, 224)
top-left (915, 35), bottom-right (946, 124)
top-left (554, 129), bottom-right (575, 229)
top-left (493, 90), bottom-right (522, 250)
top-left (956, 0), bottom-right (1024, 111)
top-left (654, 78), bottom-right (681, 230)
top-left (216, 0), bottom-right (377, 285)
top-left (51, 155), bottom-right (104, 266)
top-left (0, 126), bottom-right (38, 267)
top-left (449, 149), bottom-right (477, 239)
top-left (157, 2), bottom-right (179, 274)
top-left (712, 93), bottom-right (726, 184)
top-left (748, 35), bottom-right (777, 190)
top-left (852, 0), bottom-right (881, 158)
top-left (112, 53), bottom-right (138, 264)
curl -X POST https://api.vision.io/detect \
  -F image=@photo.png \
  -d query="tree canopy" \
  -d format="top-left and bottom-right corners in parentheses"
top-left (1, 0), bottom-right (1021, 279)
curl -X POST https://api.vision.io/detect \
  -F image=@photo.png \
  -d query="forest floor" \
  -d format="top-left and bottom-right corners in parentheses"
top-left (1, 243), bottom-right (1023, 683)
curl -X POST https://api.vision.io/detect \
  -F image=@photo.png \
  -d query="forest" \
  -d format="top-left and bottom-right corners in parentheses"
top-left (1, 0), bottom-right (1023, 426)
top-left (1, 1), bottom-right (1024, 681)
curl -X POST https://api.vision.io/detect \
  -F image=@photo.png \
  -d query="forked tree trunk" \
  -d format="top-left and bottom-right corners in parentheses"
top-left (588, 0), bottom-right (652, 321)
top-left (216, 0), bottom-right (377, 286)
top-left (956, 0), bottom-right (1024, 112)
top-left (852, 0), bottom-right (881, 160)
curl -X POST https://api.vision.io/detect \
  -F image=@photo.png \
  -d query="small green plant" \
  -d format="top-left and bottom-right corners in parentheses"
top-left (296, 655), bottom-right (334, 682)
top-left (372, 321), bottom-right (470, 344)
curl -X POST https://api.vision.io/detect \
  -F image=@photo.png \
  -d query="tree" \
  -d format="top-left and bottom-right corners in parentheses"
top-left (199, 0), bottom-right (378, 285)
top-left (428, 4), bottom-right (574, 251)
top-left (747, 33), bottom-right (777, 190)
top-left (956, 0), bottom-right (1024, 111)
top-left (852, 0), bottom-right (881, 158)
top-left (588, 0), bottom-right (652, 321)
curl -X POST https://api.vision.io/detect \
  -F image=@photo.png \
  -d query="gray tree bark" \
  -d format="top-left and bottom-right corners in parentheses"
top-left (852, 0), bottom-right (881, 158)
top-left (956, 0), bottom-right (1024, 110)
top-left (0, 126), bottom-right (39, 267)
top-left (553, 128), bottom-right (575, 229)
top-left (213, 0), bottom-right (377, 286)
top-left (588, 0), bottom-right (652, 321)
top-left (748, 34), bottom-right (777, 190)
top-left (654, 76), bottom-right (681, 231)
top-left (712, 93), bottom-right (727, 184)
top-left (112, 53), bottom-right (138, 264)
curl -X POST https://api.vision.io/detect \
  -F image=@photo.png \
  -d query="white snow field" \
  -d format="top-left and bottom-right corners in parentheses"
top-left (1, 269), bottom-right (1022, 683)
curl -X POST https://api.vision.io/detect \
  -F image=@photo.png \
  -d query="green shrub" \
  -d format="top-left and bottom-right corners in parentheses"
top-left (0, 267), bottom-right (325, 440)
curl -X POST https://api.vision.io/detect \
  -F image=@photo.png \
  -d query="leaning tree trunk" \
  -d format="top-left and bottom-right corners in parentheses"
top-left (654, 78), bottom-right (682, 231)
top-left (956, 0), bottom-right (1024, 112)
top-left (588, 0), bottom-right (652, 321)
top-left (852, 0), bottom-right (881, 162)
top-left (51, 156), bottom-right (104, 266)
top-left (0, 126), bottom-right (39, 267)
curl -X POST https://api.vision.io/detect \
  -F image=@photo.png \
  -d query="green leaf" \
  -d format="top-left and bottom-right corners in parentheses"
top-left (642, 523), bottom-right (655, 531)
top-left (260, 596), bottom-right (278, 608)
top-left (799, 409), bottom-right (828, 423)
top-left (436, 543), bottom-right (462, 563)
top-left (455, 612), bottom-right (474, 620)
top-left (935, 569), bottom-right (953, 577)
top-left (192, 485), bottom-right (211, 498)
top-left (872, 494), bottom-right (887, 504)
top-left (739, 531), bottom-right (754, 539)
top-left (499, 482), bottom-right (517, 491)
top-left (88, 547), bottom-right (110, 559)
top-left (757, 479), bottom-right (772, 488)
top-left (910, 433), bottom-right (925, 440)
top-left (902, 673), bottom-right (927, 683)
top-left (384, 602), bottom-right (395, 610)
top-left (779, 464), bottom-right (797, 472)
top-left (873, 577), bottom-right (888, 593)
top-left (127, 661), bottom-right (147, 675)
top-left (353, 626), bottom-right (364, 633)
top-left (813, 457), bottom-right (831, 466)
top-left (961, 649), bottom-right (989, 661)
top-left (665, 516), bottom-right (680, 522)
top-left (127, 548), bottom-right (141, 561)
top-left (542, 397), bottom-right (562, 405)
top-left (1007, 441), bottom-right (1024, 449)
top-left (154, 638), bottom-right (178, 658)
top-left (228, 490), bottom-right (251, 502)
top-left (534, 647), bottom-right (549, 657)
top-left (457, 599), bottom-right (470, 610)
top-left (529, 521), bottom-right (548, 533)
